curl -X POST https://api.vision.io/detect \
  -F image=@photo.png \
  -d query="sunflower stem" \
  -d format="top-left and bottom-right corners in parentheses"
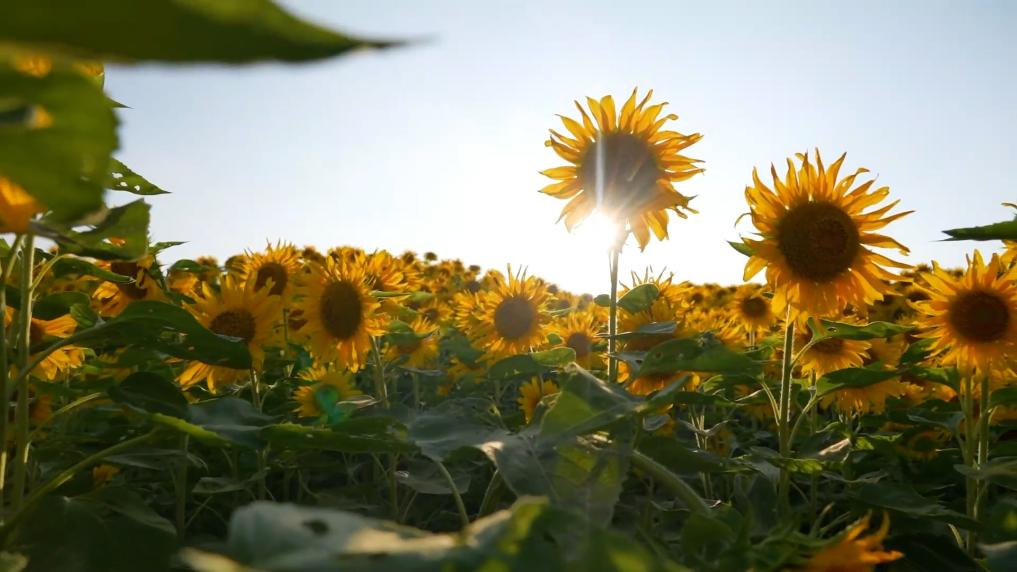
top-left (174, 434), bottom-right (190, 538)
top-left (11, 234), bottom-right (35, 511)
top-left (0, 234), bottom-right (26, 502)
top-left (960, 376), bottom-right (976, 553)
top-left (776, 307), bottom-right (795, 516)
top-left (433, 459), bottom-right (469, 529)
top-left (976, 374), bottom-right (991, 531)
top-left (607, 245), bottom-right (621, 385)
top-left (371, 337), bottom-right (389, 408)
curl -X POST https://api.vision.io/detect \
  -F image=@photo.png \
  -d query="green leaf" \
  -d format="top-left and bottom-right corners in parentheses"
top-left (0, 0), bottom-right (394, 64)
top-left (943, 220), bottom-right (1017, 242)
top-left (982, 541), bottom-right (1017, 572)
top-left (150, 413), bottom-right (232, 447)
top-left (32, 290), bottom-right (90, 320)
top-left (954, 458), bottom-right (1017, 492)
top-left (816, 367), bottom-right (900, 397)
top-left (530, 347), bottom-right (576, 368)
top-left (538, 367), bottom-right (639, 440)
top-left (108, 159), bottom-right (167, 195)
top-left (487, 350), bottom-right (572, 381)
top-left (0, 65), bottom-right (116, 221)
top-left (617, 283), bottom-right (659, 313)
top-left (638, 435), bottom-right (731, 475)
top-left (728, 240), bottom-right (755, 257)
top-left (188, 398), bottom-right (273, 449)
top-left (884, 534), bottom-right (979, 572)
top-left (43, 200), bottom-right (151, 260)
top-left (107, 371), bottom-right (188, 418)
top-left (635, 336), bottom-right (761, 378)
top-left (812, 319), bottom-right (913, 340)
top-left (394, 459), bottom-right (471, 496)
top-left (408, 398), bottom-right (507, 461)
top-left (848, 482), bottom-right (977, 529)
top-left (608, 321), bottom-right (676, 340)
top-left (52, 256), bottom-right (132, 282)
top-left (261, 418), bottom-right (414, 454)
top-left (992, 387), bottom-right (1017, 410)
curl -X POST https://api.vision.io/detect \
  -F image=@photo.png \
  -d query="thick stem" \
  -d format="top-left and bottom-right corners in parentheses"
top-left (371, 338), bottom-right (389, 408)
top-left (776, 308), bottom-right (795, 514)
top-left (630, 450), bottom-right (709, 515)
top-left (961, 377), bottom-right (976, 553)
top-left (607, 247), bottom-right (620, 385)
top-left (11, 235), bottom-right (35, 510)
top-left (0, 234), bottom-right (26, 500)
top-left (434, 459), bottom-right (469, 529)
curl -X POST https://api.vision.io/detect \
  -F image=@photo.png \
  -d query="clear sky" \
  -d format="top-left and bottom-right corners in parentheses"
top-left (106, 0), bottom-right (1017, 294)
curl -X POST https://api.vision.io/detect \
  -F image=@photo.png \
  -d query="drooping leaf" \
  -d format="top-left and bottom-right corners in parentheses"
top-left (636, 336), bottom-right (761, 378)
top-left (187, 398), bottom-right (273, 449)
top-left (108, 159), bottom-right (167, 195)
top-left (0, 0), bottom-right (395, 64)
top-left (812, 319), bottom-right (913, 341)
top-left (816, 367), bottom-right (901, 397)
top-left (617, 283), bottom-right (659, 313)
top-left (262, 418), bottom-right (414, 454)
top-left (848, 482), bottom-right (977, 529)
top-left (42, 199), bottom-right (151, 260)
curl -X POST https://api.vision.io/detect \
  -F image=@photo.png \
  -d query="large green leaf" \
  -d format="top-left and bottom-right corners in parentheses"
top-left (811, 319), bottom-right (913, 341)
top-left (884, 534), bottom-right (979, 572)
top-left (0, 64), bottom-right (116, 222)
top-left (537, 367), bottom-right (639, 440)
top-left (42, 199), bottom-right (151, 260)
top-left (0, 0), bottom-right (394, 63)
top-left (942, 219), bottom-right (1017, 241)
top-left (108, 159), bottom-right (167, 195)
top-left (848, 483), bottom-right (977, 529)
top-left (635, 336), bottom-right (761, 378)
top-left (816, 367), bottom-right (900, 397)
top-left (107, 371), bottom-right (189, 418)
top-left (262, 418), bottom-right (414, 454)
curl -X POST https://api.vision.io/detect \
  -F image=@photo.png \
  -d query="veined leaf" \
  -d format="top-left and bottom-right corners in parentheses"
top-left (942, 219), bottom-right (1017, 241)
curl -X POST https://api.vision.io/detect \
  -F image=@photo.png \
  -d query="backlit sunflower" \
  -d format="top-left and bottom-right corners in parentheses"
top-left (732, 284), bottom-right (775, 334)
top-left (293, 257), bottom-right (385, 371)
top-left (797, 513), bottom-right (902, 572)
top-left (540, 88), bottom-right (704, 250)
top-left (0, 177), bottom-right (44, 233)
top-left (742, 150), bottom-right (911, 318)
top-left (819, 378), bottom-right (907, 415)
top-left (92, 256), bottom-right (165, 316)
top-left (913, 251), bottom-right (1017, 374)
top-left (550, 310), bottom-right (603, 368)
top-left (797, 333), bottom-right (870, 378)
top-left (240, 241), bottom-right (302, 299)
top-left (518, 378), bottom-right (558, 424)
top-left (178, 276), bottom-right (282, 393)
top-left (28, 314), bottom-right (85, 380)
top-left (293, 367), bottom-right (362, 419)
top-left (386, 316), bottom-right (439, 369)
top-left (466, 269), bottom-right (549, 359)
top-left (618, 272), bottom-right (690, 352)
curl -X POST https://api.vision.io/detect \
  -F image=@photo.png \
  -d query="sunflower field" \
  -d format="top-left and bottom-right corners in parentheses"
top-left (2, 3), bottom-right (1017, 572)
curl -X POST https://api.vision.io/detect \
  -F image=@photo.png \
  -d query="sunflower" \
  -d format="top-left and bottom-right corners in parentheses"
top-left (742, 150), bottom-right (911, 318)
top-left (518, 378), bottom-right (558, 424)
top-left (797, 513), bottom-right (902, 572)
top-left (797, 332), bottom-right (871, 378)
top-left (27, 313), bottom-right (85, 380)
top-left (240, 241), bottom-right (302, 299)
top-left (819, 379), bottom-right (907, 415)
top-left (732, 284), bottom-right (775, 334)
top-left (540, 88), bottom-right (704, 250)
top-left (618, 272), bottom-right (690, 352)
top-left (550, 310), bottom-right (603, 368)
top-left (464, 269), bottom-right (549, 359)
top-left (92, 256), bottom-right (165, 316)
top-left (386, 316), bottom-right (439, 369)
top-left (913, 251), bottom-right (1017, 374)
top-left (177, 276), bottom-right (281, 393)
top-left (293, 257), bottom-right (385, 371)
top-left (293, 367), bottom-right (362, 419)
top-left (0, 177), bottom-right (44, 233)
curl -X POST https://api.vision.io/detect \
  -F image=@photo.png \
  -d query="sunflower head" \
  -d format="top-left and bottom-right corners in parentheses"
top-left (541, 89), bottom-right (704, 250)
top-left (518, 378), bottom-right (558, 424)
top-left (240, 241), bottom-right (301, 298)
top-left (914, 251), bottom-right (1017, 375)
top-left (799, 512), bottom-right (902, 572)
top-left (464, 269), bottom-right (550, 359)
top-left (742, 150), bottom-right (911, 318)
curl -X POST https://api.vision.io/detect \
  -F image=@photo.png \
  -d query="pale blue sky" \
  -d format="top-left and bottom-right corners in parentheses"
top-left (106, 1), bottom-right (1017, 293)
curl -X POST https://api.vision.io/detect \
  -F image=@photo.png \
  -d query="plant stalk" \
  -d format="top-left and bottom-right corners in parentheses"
top-left (11, 235), bottom-right (35, 510)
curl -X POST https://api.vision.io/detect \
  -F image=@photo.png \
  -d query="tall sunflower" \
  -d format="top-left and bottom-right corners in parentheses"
top-left (293, 257), bottom-right (385, 371)
top-left (540, 89), bottom-right (704, 249)
top-left (742, 150), bottom-right (911, 318)
top-left (797, 333), bottom-right (871, 378)
top-left (178, 276), bottom-right (281, 393)
top-left (465, 269), bottom-right (549, 359)
top-left (913, 251), bottom-right (1017, 374)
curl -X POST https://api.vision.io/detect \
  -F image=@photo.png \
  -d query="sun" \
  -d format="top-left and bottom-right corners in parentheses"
top-left (572, 210), bottom-right (624, 252)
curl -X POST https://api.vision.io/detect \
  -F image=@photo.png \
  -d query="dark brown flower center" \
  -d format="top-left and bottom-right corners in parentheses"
top-left (566, 332), bottom-right (592, 358)
top-left (776, 202), bottom-right (860, 282)
top-left (494, 297), bottom-right (537, 340)
top-left (209, 310), bottom-right (256, 343)
top-left (319, 280), bottom-right (364, 340)
top-left (110, 261), bottom-right (148, 299)
top-left (255, 262), bottom-right (288, 295)
top-left (580, 132), bottom-right (661, 215)
top-left (948, 290), bottom-right (1009, 343)
top-left (811, 337), bottom-right (845, 354)
top-left (739, 296), bottom-right (769, 318)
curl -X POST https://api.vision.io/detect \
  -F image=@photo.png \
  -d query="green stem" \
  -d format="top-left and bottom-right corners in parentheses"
top-left (0, 234), bottom-right (26, 501)
top-left (631, 450), bottom-right (709, 515)
top-left (12, 234), bottom-right (35, 510)
top-left (371, 337), bottom-right (389, 408)
top-left (174, 435), bottom-right (190, 538)
top-left (476, 470), bottom-right (503, 519)
top-left (434, 459), bottom-right (469, 529)
top-left (961, 377), bottom-right (976, 553)
top-left (776, 308), bottom-right (795, 515)
top-left (976, 374), bottom-right (990, 528)
top-left (0, 429), bottom-right (157, 541)
top-left (607, 246), bottom-right (620, 385)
